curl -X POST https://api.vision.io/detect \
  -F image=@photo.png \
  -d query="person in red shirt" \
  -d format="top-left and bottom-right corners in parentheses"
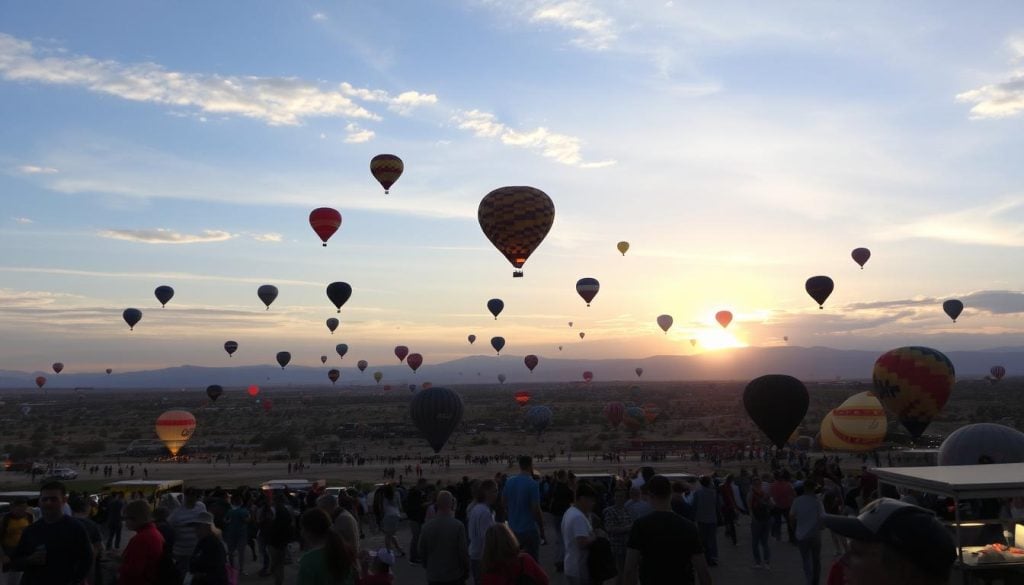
top-left (119, 500), bottom-right (166, 585)
top-left (480, 524), bottom-right (549, 585)
top-left (770, 471), bottom-right (797, 543)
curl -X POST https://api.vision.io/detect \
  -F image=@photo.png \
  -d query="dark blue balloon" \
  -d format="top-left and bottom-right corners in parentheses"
top-left (490, 336), bottom-right (506, 355)
top-left (122, 308), bottom-right (142, 331)
top-left (487, 298), bottom-right (504, 319)
top-left (154, 285), bottom-right (174, 307)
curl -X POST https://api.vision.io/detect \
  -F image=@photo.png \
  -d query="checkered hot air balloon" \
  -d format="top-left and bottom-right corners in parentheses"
top-left (872, 346), bottom-right (955, 439)
top-left (478, 187), bottom-right (555, 277)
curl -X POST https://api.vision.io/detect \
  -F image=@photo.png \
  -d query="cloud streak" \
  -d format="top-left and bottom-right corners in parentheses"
top-left (878, 197), bottom-right (1024, 247)
top-left (530, 1), bottom-right (618, 50)
top-left (98, 228), bottom-right (235, 244)
top-left (453, 109), bottom-right (614, 167)
top-left (16, 164), bottom-right (58, 174)
top-left (344, 122), bottom-right (375, 143)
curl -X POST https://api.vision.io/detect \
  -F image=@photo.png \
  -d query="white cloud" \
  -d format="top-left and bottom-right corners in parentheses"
top-left (339, 82), bottom-right (438, 114)
top-left (344, 122), bottom-right (375, 143)
top-left (957, 72), bottom-right (1024, 119)
top-left (312, 12), bottom-right (327, 21)
top-left (529, 1), bottom-right (617, 50)
top-left (453, 109), bottom-right (615, 167)
top-left (12, 217), bottom-right (33, 224)
top-left (252, 232), bottom-right (283, 243)
top-left (878, 196), bottom-right (1024, 246)
top-left (17, 164), bottom-right (58, 174)
top-left (0, 33), bottom-right (407, 126)
top-left (97, 228), bottom-right (235, 244)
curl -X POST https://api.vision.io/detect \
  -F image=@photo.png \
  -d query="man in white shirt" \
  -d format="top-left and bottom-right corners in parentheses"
top-left (790, 479), bottom-right (825, 585)
top-left (467, 480), bottom-right (497, 585)
top-left (562, 483), bottom-right (599, 585)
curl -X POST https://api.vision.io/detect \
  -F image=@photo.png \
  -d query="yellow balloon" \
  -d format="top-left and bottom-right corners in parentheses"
top-left (821, 392), bottom-right (887, 452)
top-left (155, 410), bottom-right (196, 456)
top-left (617, 241), bottom-right (630, 256)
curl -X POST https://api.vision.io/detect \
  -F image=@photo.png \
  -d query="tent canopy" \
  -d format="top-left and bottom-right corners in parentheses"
top-left (871, 463), bottom-right (1024, 499)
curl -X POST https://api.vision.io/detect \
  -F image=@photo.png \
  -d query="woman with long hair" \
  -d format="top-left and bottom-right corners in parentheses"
top-left (298, 508), bottom-right (357, 585)
top-left (480, 524), bottom-right (549, 585)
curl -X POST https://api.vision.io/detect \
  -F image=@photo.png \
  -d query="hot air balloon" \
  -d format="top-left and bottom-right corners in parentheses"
top-left (582, 371), bottom-right (594, 383)
top-left (409, 384), bottom-right (417, 393)
top-left (407, 353), bottom-right (423, 373)
top-left (395, 346), bottom-right (409, 363)
top-left (20, 405), bottom-right (31, 416)
top-left (262, 398), bottom-right (273, 413)
top-left (514, 391), bottom-right (532, 407)
top-left (715, 311), bottom-right (733, 328)
top-left (276, 352), bottom-right (291, 369)
top-left (467, 335), bottom-right (476, 345)
top-left (224, 341), bottom-right (238, 357)
top-left (422, 382), bottom-right (433, 390)
top-left (991, 366), bottom-right (1006, 381)
top-left (52, 363), bottom-right (64, 374)
top-left (370, 154), bottom-right (404, 194)
top-left (326, 282), bottom-right (352, 313)
top-left (487, 299), bottom-right (504, 319)
top-left (123, 308), bottom-right (142, 331)
top-left (656, 315), bottom-right (673, 333)
top-left (328, 369), bottom-right (340, 385)
top-left (642, 403), bottom-right (661, 424)
top-left (820, 392), bottom-right (887, 452)
top-left (851, 248), bottom-right (871, 269)
top-left (558, 346), bottom-right (563, 351)
top-left (624, 407), bottom-right (645, 432)
top-left (335, 344), bottom-right (349, 360)
top-left (873, 346), bottom-right (954, 439)
top-left (247, 385), bottom-right (259, 397)
top-left (106, 368), bottom-right (112, 375)
top-left (155, 410), bottom-right (196, 456)
top-left (568, 321), bottom-right (573, 328)
top-left (373, 371), bottom-right (383, 384)
top-left (491, 337), bottom-right (505, 355)
top-left (524, 355), bottom-right (539, 373)
top-left (805, 276), bottom-right (835, 309)
top-left (604, 402), bottom-right (625, 427)
top-left (783, 336), bottom-right (789, 343)
top-left (154, 285), bottom-right (174, 307)
top-left (938, 423), bottom-right (1024, 466)
top-left (357, 360), bottom-right (368, 373)
top-left (410, 386), bottom-right (463, 453)
top-left (744, 375), bottom-right (809, 449)
top-left (525, 405), bottom-right (553, 434)
top-left (635, 367), bottom-right (643, 378)
top-left (319, 355), bottom-right (327, 365)
top-left (309, 207), bottom-right (342, 247)
top-left (257, 285), bottom-right (278, 310)
top-left (617, 241), bottom-right (629, 256)
top-left (576, 278), bottom-right (600, 306)
top-left (943, 299), bottom-right (964, 322)
top-left (326, 318), bottom-right (339, 334)
top-left (478, 186), bottom-right (555, 277)
top-left (690, 339), bottom-right (697, 347)
top-left (206, 385), bottom-right (223, 402)
top-left (35, 376), bottom-right (46, 389)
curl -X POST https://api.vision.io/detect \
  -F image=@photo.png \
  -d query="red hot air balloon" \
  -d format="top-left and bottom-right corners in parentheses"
top-left (35, 376), bottom-right (46, 389)
top-left (52, 362), bottom-right (64, 374)
top-left (715, 311), bottom-right (733, 328)
top-left (407, 353), bottom-right (423, 373)
top-left (370, 154), bottom-right (404, 194)
top-left (604, 402), bottom-right (625, 427)
top-left (514, 391), bottom-right (532, 407)
top-left (247, 385), bottom-right (260, 397)
top-left (583, 371), bottom-right (594, 383)
top-left (524, 355), bottom-right (539, 372)
top-left (394, 346), bottom-right (409, 363)
top-left (328, 369), bottom-right (340, 385)
top-left (991, 366), bottom-right (1007, 381)
top-left (852, 247), bottom-right (871, 269)
top-left (309, 208), bottom-right (342, 247)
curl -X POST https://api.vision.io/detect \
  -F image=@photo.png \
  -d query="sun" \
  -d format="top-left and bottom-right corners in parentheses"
top-left (693, 329), bottom-right (748, 351)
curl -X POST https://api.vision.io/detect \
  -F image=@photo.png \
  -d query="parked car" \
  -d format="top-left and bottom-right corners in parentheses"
top-left (45, 468), bottom-right (79, 481)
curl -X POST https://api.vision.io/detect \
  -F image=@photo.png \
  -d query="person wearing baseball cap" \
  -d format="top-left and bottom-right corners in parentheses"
top-left (823, 498), bottom-right (956, 585)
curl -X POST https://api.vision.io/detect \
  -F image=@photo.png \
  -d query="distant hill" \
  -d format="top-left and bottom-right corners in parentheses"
top-left (2, 346), bottom-right (1020, 390)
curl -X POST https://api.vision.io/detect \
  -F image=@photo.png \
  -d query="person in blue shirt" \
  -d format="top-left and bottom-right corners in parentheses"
top-left (500, 456), bottom-right (546, 562)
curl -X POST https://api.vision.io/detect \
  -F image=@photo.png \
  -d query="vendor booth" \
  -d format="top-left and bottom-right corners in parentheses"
top-left (872, 463), bottom-right (1024, 584)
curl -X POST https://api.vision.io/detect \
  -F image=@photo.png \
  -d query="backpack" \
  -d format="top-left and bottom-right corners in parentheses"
top-left (587, 537), bottom-right (618, 583)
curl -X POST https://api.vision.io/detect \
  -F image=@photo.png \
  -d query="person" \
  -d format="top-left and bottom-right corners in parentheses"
top-left (624, 486), bottom-right (652, 521)
top-left (500, 456), bottom-right (546, 562)
top-left (265, 496), bottom-right (294, 585)
top-left (8, 481), bottom-right (94, 585)
top-left (187, 512), bottom-right (227, 585)
top-left (770, 471), bottom-right (797, 542)
top-left (467, 480), bottom-right (497, 585)
top-left (70, 495), bottom-right (103, 585)
top-left (747, 478), bottom-right (773, 570)
top-left (418, 491), bottom-right (469, 585)
top-left (790, 478), bottom-right (825, 585)
top-left (719, 475), bottom-right (740, 546)
top-left (602, 486), bottom-right (634, 584)
top-left (106, 492), bottom-right (126, 551)
top-left (358, 548), bottom-right (395, 585)
top-left (622, 475), bottom-right (711, 585)
top-left (297, 508), bottom-right (357, 585)
top-left (168, 488), bottom-right (208, 576)
top-left (331, 496), bottom-right (361, 555)
top-left (479, 524), bottom-right (549, 585)
top-left (406, 478), bottom-right (428, 565)
top-left (824, 498), bottom-right (956, 585)
top-left (223, 494), bottom-right (251, 576)
top-left (377, 485), bottom-right (405, 558)
top-left (119, 499), bottom-right (166, 585)
top-left (1, 496), bottom-right (32, 585)
top-left (691, 476), bottom-right (719, 566)
top-left (548, 470), bottom-right (573, 573)
top-left (561, 482), bottom-right (597, 585)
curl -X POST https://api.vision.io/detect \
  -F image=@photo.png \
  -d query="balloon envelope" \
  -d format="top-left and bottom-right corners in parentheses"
top-left (487, 298), bottom-right (504, 319)
top-left (575, 278), bottom-right (600, 306)
top-left (52, 362), bottom-right (64, 374)
top-left (624, 407), bottom-right (645, 431)
top-left (820, 392), bottom-right (887, 452)
top-left (491, 337), bottom-right (505, 355)
top-left (851, 248), bottom-right (871, 268)
top-left (373, 371), bottom-right (383, 383)
top-left (991, 366), bottom-right (1006, 380)
top-left (604, 402), bottom-right (625, 427)
top-left (514, 391), bottom-right (531, 407)
top-left (805, 276), bottom-right (835, 309)
top-left (579, 332), bottom-right (585, 340)
top-left (309, 207), bottom-right (342, 246)
top-left (617, 241), bottom-right (629, 256)
top-left (497, 374), bottom-right (506, 384)
top-left (248, 385), bottom-right (259, 397)
top-left (467, 334), bottom-right (476, 344)
top-left (123, 308), bottom-right (143, 330)
top-left (744, 374), bottom-right (809, 448)
top-left (105, 368), bottom-right (112, 375)
top-left (656, 314), bottom-right (673, 333)
top-left (477, 186), bottom-right (555, 276)
top-left (326, 282), bottom-right (352, 313)
top-left (276, 351), bottom-right (291, 369)
top-left (525, 405), bottom-right (553, 433)
top-left (407, 353), bottom-right (423, 372)
top-left (394, 346), bottom-right (409, 363)
top-left (582, 371), bottom-right (593, 383)
top-left (524, 355), bottom-right (539, 372)
top-left (155, 410), bottom-right (196, 456)
top-left (873, 346), bottom-right (954, 439)
top-left (328, 369), bottom-right (340, 384)
top-left (224, 341), bottom-right (238, 357)
top-left (635, 367), bottom-right (643, 378)
top-left (357, 360), bottom-right (368, 372)
top-left (943, 299), bottom-right (964, 322)
top-left (938, 423), bottom-right (1024, 466)
top-left (206, 385), bottom-right (223, 402)
top-left (257, 285), bottom-right (278, 309)
top-left (370, 154), bottom-right (404, 193)
top-left (154, 285), bottom-right (174, 307)
top-left (336, 344), bottom-right (349, 359)
top-left (716, 311), bottom-right (733, 328)
top-left (326, 318), bottom-right (339, 334)
top-left (35, 376), bottom-right (46, 389)
top-left (410, 386), bottom-right (464, 452)
top-left (320, 355), bottom-right (327, 364)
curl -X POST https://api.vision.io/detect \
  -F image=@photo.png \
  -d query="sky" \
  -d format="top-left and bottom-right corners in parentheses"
top-left (2, 1), bottom-right (1024, 374)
